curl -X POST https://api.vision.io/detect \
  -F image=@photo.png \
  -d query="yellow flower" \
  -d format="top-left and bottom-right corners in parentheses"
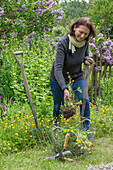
top-left (30, 135), bottom-right (32, 137)
top-left (67, 72), bottom-right (69, 74)
top-left (15, 133), bottom-right (18, 135)
top-left (72, 80), bottom-right (74, 82)
top-left (78, 140), bottom-right (81, 143)
top-left (84, 146), bottom-right (87, 149)
top-left (15, 148), bottom-right (18, 151)
top-left (0, 152), bottom-right (2, 154)
top-left (9, 148), bottom-right (11, 150)
top-left (8, 143), bottom-right (10, 146)
top-left (88, 148), bottom-right (90, 151)
top-left (89, 142), bottom-right (92, 147)
top-left (25, 130), bottom-right (27, 132)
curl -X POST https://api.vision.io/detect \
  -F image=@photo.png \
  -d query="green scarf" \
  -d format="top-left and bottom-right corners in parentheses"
top-left (68, 34), bottom-right (86, 55)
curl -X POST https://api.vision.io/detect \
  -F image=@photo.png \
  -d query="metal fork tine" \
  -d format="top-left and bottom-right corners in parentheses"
top-left (31, 129), bottom-right (43, 146)
top-left (43, 127), bottom-right (52, 144)
top-left (38, 128), bottom-right (47, 144)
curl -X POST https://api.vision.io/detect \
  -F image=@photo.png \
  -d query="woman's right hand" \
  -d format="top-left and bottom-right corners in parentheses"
top-left (64, 89), bottom-right (71, 102)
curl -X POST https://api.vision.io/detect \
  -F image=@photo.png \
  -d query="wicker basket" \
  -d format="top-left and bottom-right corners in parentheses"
top-left (50, 119), bottom-right (96, 156)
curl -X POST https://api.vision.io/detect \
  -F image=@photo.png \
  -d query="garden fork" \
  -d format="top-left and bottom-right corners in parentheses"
top-left (13, 51), bottom-right (52, 146)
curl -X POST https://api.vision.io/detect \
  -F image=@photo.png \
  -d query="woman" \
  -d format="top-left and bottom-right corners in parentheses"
top-left (50, 17), bottom-right (96, 129)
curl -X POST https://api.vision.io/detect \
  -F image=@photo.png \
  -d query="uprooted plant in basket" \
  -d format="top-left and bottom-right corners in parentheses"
top-left (60, 73), bottom-right (82, 119)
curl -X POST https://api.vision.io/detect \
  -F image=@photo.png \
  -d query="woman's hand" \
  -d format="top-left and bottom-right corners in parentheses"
top-left (85, 57), bottom-right (94, 66)
top-left (64, 89), bottom-right (71, 102)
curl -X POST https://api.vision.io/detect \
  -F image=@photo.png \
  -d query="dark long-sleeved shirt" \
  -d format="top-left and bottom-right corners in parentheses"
top-left (50, 33), bottom-right (89, 91)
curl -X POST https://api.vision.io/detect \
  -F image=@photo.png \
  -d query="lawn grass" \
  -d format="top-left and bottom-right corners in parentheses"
top-left (0, 137), bottom-right (113, 170)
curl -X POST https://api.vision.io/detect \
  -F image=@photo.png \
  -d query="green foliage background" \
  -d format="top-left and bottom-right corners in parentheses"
top-left (0, 36), bottom-right (55, 108)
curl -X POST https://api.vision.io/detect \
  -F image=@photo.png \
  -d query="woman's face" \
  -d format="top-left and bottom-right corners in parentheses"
top-left (74, 25), bottom-right (90, 42)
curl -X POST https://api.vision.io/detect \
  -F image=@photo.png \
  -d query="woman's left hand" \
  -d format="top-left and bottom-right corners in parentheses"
top-left (85, 58), bottom-right (94, 66)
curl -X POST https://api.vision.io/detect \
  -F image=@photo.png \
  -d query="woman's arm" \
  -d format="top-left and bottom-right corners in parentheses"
top-left (54, 39), bottom-right (68, 91)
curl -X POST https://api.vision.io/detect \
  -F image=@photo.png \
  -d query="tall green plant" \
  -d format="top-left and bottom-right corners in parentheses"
top-left (1, 36), bottom-right (55, 107)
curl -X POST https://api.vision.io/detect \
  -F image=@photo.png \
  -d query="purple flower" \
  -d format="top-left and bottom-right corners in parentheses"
top-left (105, 56), bottom-right (111, 61)
top-left (95, 66), bottom-right (102, 72)
top-left (18, 24), bottom-right (22, 28)
top-left (36, 9), bottom-right (42, 19)
top-left (48, 0), bottom-right (53, 5)
top-left (89, 43), bottom-right (96, 48)
top-left (107, 59), bottom-right (113, 65)
top-left (0, 96), bottom-right (2, 99)
top-left (108, 46), bottom-right (112, 51)
top-left (56, 36), bottom-right (60, 40)
top-left (28, 38), bottom-right (31, 43)
top-left (44, 34), bottom-right (48, 38)
top-left (43, 2), bottom-right (48, 6)
top-left (43, 8), bottom-right (50, 14)
top-left (11, 31), bottom-right (17, 38)
top-left (36, 9), bottom-right (42, 12)
top-left (27, 32), bottom-right (36, 38)
top-left (98, 42), bottom-right (104, 50)
top-left (110, 42), bottom-right (113, 48)
top-left (53, 1), bottom-right (57, 6)
top-left (2, 105), bottom-right (4, 109)
top-left (100, 54), bottom-right (104, 60)
top-left (90, 37), bottom-right (96, 43)
top-left (1, 33), bottom-right (5, 38)
top-left (93, 49), bottom-right (99, 56)
top-left (104, 49), bottom-right (111, 57)
top-left (51, 41), bottom-right (55, 48)
top-left (105, 39), bottom-right (112, 46)
top-left (0, 10), bottom-right (4, 16)
top-left (11, 100), bottom-right (13, 104)
top-left (12, 8), bottom-right (24, 12)
top-left (44, 34), bottom-right (50, 41)
top-left (51, 9), bottom-right (57, 15)
top-left (96, 33), bottom-right (103, 37)
top-left (56, 16), bottom-right (63, 21)
top-left (40, 26), bottom-right (45, 31)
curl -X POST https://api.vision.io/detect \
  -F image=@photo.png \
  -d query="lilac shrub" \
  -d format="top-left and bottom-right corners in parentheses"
top-left (89, 33), bottom-right (113, 72)
top-left (89, 34), bottom-right (113, 104)
top-left (1, 0), bottom-right (64, 40)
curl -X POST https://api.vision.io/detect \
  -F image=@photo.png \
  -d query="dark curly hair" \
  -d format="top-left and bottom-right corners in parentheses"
top-left (69, 17), bottom-right (96, 41)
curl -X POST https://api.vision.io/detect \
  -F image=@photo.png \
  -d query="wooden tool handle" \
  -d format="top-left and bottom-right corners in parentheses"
top-left (13, 51), bottom-right (38, 128)
top-left (13, 51), bottom-right (23, 67)
top-left (64, 133), bottom-right (70, 148)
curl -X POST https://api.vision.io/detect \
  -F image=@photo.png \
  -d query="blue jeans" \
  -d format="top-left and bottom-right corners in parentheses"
top-left (50, 79), bottom-right (90, 128)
